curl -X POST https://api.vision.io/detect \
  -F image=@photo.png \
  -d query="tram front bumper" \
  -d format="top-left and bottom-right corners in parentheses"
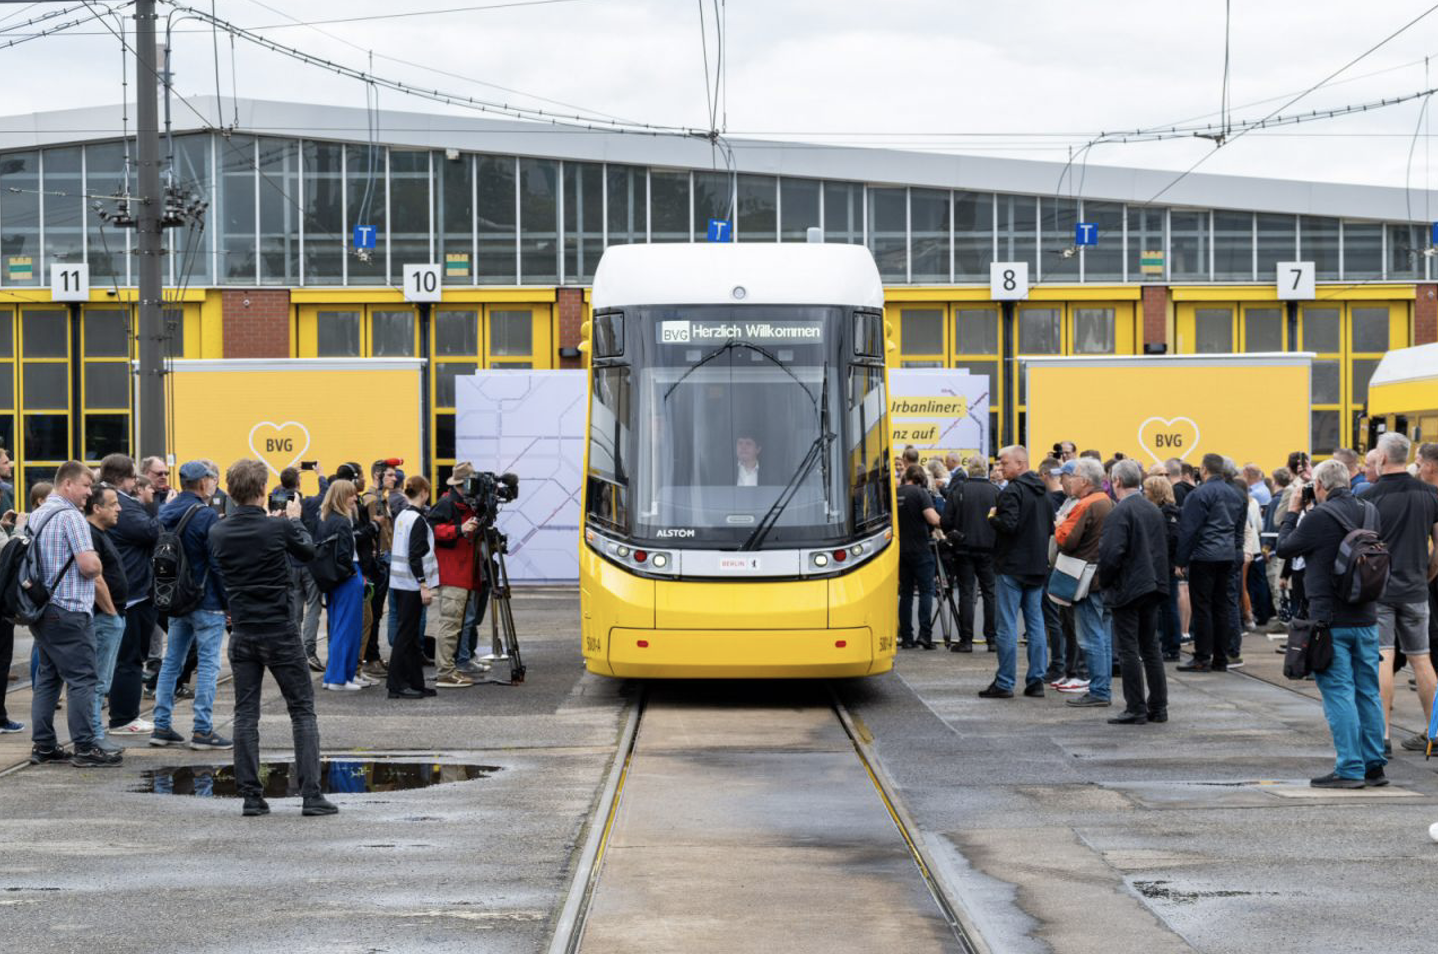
top-left (597, 627), bottom-right (886, 679)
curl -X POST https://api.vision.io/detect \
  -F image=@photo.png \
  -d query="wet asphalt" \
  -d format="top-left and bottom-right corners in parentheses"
top-left (4, 596), bottom-right (1437, 952)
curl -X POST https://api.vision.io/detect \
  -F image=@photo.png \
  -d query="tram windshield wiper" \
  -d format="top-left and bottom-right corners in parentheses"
top-left (740, 421), bottom-right (836, 552)
top-left (662, 338), bottom-right (818, 410)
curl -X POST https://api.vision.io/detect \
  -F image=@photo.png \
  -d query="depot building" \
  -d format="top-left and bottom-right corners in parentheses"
top-left (2, 97), bottom-right (1434, 494)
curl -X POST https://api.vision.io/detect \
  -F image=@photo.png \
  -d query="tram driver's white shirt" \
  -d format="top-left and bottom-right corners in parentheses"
top-left (737, 462), bottom-right (759, 487)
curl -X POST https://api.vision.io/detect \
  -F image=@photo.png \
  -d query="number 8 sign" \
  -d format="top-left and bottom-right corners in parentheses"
top-left (990, 262), bottom-right (1029, 301)
top-left (403, 263), bottom-right (442, 303)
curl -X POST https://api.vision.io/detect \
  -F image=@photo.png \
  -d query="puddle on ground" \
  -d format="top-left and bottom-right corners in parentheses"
top-left (133, 760), bottom-right (500, 798)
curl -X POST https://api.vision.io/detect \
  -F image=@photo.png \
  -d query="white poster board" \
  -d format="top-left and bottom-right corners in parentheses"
top-left (455, 371), bottom-right (586, 583)
top-left (888, 370), bottom-right (990, 467)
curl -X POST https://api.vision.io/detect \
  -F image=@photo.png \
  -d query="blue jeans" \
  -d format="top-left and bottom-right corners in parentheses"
top-left (1074, 590), bottom-right (1111, 700)
top-left (995, 575), bottom-right (1048, 691)
top-left (90, 612), bottom-right (126, 739)
top-left (153, 609), bottom-right (226, 736)
top-left (1313, 625), bottom-right (1386, 780)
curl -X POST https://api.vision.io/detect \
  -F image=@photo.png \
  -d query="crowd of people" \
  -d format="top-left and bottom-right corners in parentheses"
top-left (896, 438), bottom-right (1438, 786)
top-left (0, 451), bottom-right (500, 815)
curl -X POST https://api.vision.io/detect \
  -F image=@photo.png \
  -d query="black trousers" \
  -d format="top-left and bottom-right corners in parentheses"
top-left (952, 551), bottom-right (996, 644)
top-left (229, 627), bottom-right (321, 800)
top-left (387, 589), bottom-right (427, 693)
top-left (1114, 594), bottom-right (1168, 716)
top-left (362, 569), bottom-right (389, 664)
top-left (0, 619), bottom-right (13, 723)
top-left (109, 599), bottom-right (157, 728)
top-left (1187, 559), bottom-right (1234, 668)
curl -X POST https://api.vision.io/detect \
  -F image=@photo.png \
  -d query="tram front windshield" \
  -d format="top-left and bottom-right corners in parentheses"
top-left (634, 306), bottom-right (846, 549)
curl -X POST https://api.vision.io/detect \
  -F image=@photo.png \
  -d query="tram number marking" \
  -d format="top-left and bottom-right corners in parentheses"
top-left (585, 636), bottom-right (602, 654)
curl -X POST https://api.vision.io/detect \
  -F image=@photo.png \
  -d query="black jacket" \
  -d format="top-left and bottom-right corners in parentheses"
top-left (989, 471), bottom-right (1054, 581)
top-left (941, 475), bottom-right (999, 552)
top-left (1098, 493), bottom-right (1171, 608)
top-left (110, 490), bottom-right (161, 602)
top-left (1275, 488), bottom-right (1378, 627)
top-left (1159, 502), bottom-right (1181, 576)
top-left (208, 505), bottom-right (315, 632)
top-left (316, 512), bottom-right (357, 569)
top-left (1176, 475), bottom-right (1246, 566)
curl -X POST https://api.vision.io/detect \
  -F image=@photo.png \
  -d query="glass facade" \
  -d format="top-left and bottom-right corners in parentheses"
top-left (0, 132), bottom-right (1429, 291)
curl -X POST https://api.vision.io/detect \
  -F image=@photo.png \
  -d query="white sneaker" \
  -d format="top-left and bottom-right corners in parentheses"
top-left (1057, 678), bottom-right (1091, 693)
top-left (111, 718), bottom-right (154, 734)
top-left (323, 682), bottom-right (361, 692)
top-left (347, 678), bottom-right (372, 689)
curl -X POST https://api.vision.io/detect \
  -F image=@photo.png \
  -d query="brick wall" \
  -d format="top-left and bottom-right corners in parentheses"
top-left (1141, 285), bottom-right (1168, 351)
top-left (557, 287), bottom-right (585, 369)
top-left (222, 289), bottom-right (291, 358)
top-left (1417, 284), bottom-right (1437, 345)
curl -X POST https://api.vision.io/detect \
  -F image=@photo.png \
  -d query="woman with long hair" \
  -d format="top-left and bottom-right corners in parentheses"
top-left (1143, 475), bottom-right (1183, 662)
top-left (318, 479), bottom-right (366, 691)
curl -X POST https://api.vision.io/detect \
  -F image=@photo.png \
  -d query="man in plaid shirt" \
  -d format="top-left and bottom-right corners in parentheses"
top-left (28, 461), bottom-right (116, 767)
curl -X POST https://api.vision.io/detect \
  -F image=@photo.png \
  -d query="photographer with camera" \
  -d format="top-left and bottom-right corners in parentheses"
top-left (427, 463), bottom-right (487, 688)
top-left (208, 458), bottom-right (335, 817)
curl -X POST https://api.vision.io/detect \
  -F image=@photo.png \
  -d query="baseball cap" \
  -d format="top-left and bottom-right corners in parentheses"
top-left (1060, 460), bottom-right (1077, 476)
top-left (178, 460), bottom-right (217, 482)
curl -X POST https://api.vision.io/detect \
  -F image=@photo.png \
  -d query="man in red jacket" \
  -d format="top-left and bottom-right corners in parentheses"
top-left (427, 463), bottom-right (484, 688)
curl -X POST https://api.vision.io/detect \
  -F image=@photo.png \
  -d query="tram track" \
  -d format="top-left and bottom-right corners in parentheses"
top-left (548, 682), bottom-right (986, 954)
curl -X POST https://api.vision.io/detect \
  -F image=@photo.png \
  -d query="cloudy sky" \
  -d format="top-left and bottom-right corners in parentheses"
top-left (6, 0), bottom-right (1438, 189)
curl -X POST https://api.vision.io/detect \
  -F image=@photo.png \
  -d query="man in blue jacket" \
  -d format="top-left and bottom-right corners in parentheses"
top-left (99, 454), bottom-right (161, 736)
top-left (1176, 453), bottom-right (1246, 673)
top-left (150, 460), bottom-right (231, 751)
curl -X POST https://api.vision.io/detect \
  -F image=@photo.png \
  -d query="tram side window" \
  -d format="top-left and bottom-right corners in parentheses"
top-left (586, 367), bottom-right (631, 532)
top-left (848, 366), bottom-right (890, 531)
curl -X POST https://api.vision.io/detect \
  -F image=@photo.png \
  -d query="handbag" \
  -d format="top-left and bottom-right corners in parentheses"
top-left (1047, 552), bottom-right (1097, 607)
top-left (1282, 617), bottom-right (1333, 680)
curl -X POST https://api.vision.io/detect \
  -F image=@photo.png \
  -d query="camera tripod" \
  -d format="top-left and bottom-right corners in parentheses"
top-left (929, 539), bottom-right (963, 648)
top-left (470, 523), bottom-right (526, 685)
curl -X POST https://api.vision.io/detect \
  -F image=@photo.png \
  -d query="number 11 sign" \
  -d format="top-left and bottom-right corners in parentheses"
top-left (51, 263), bottom-right (89, 302)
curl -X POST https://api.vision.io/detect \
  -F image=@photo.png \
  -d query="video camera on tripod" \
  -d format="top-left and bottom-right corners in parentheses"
top-left (454, 468), bottom-right (525, 684)
top-left (457, 470), bottom-right (519, 527)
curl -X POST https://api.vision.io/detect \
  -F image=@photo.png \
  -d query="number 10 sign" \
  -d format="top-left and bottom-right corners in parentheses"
top-left (990, 262), bottom-right (1030, 301)
top-left (403, 263), bottom-right (442, 303)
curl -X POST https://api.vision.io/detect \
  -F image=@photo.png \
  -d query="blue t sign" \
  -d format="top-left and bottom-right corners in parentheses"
top-left (353, 224), bottom-right (377, 250)
top-left (707, 218), bottom-right (731, 243)
top-left (1431, 221), bottom-right (1438, 247)
top-left (1075, 222), bottom-right (1098, 247)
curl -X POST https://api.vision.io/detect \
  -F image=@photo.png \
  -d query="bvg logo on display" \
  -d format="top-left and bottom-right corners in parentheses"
top-left (248, 420), bottom-right (312, 475)
top-left (1137, 416), bottom-right (1200, 463)
top-left (660, 320), bottom-right (691, 343)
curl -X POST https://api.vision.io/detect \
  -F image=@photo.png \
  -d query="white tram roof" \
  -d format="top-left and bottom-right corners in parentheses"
top-left (591, 243), bottom-right (885, 310)
top-left (1369, 342), bottom-right (1438, 388)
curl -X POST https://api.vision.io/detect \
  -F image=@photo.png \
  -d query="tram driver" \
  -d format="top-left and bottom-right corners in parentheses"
top-left (736, 436), bottom-right (762, 487)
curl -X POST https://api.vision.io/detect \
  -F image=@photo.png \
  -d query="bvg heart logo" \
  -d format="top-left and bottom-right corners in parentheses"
top-left (248, 421), bottom-right (311, 476)
top-left (1137, 416), bottom-right (1200, 464)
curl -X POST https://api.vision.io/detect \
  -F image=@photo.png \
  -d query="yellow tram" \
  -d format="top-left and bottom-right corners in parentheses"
top-left (1361, 341), bottom-right (1438, 455)
top-left (578, 242), bottom-right (898, 678)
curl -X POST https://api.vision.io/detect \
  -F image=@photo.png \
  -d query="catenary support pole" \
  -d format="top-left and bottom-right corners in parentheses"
top-left (135, 0), bottom-right (167, 460)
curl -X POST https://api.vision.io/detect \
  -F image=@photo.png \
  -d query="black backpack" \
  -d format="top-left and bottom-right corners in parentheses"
top-left (309, 525), bottom-right (355, 594)
top-left (1328, 499), bottom-right (1390, 605)
top-left (0, 509), bottom-right (77, 625)
top-left (152, 504), bottom-right (208, 616)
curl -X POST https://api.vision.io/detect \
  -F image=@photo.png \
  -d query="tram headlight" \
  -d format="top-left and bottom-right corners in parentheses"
top-left (616, 545), bottom-right (630, 558)
top-left (652, 553), bottom-right (669, 569)
top-left (812, 552), bottom-right (829, 568)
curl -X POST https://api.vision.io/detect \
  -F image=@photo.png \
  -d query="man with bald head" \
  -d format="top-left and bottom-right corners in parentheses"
top-left (980, 445), bottom-right (1054, 699)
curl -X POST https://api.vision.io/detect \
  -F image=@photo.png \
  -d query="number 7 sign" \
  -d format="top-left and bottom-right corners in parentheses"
top-left (1276, 261), bottom-right (1315, 301)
